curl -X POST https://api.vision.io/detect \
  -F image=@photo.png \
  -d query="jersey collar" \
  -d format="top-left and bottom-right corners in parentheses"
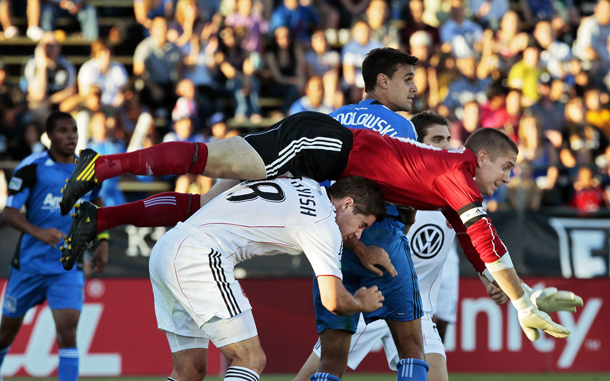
top-left (358, 99), bottom-right (383, 106)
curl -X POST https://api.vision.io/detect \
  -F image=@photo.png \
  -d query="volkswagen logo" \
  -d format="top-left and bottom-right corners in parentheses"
top-left (411, 224), bottom-right (444, 259)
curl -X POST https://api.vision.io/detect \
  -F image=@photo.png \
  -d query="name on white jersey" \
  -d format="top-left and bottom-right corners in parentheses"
top-left (291, 180), bottom-right (317, 217)
top-left (332, 112), bottom-right (398, 137)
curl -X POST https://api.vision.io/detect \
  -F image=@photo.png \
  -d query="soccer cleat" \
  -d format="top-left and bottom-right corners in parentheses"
top-left (59, 149), bottom-right (101, 216)
top-left (61, 202), bottom-right (98, 271)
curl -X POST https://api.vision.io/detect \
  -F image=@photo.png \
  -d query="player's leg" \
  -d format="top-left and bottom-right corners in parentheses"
top-left (61, 193), bottom-right (203, 270)
top-left (48, 270), bottom-right (85, 381)
top-left (167, 335), bottom-right (209, 381)
top-left (215, 332), bottom-right (266, 381)
top-left (0, 316), bottom-right (24, 371)
top-left (386, 319), bottom-right (428, 380)
top-left (293, 351), bottom-right (321, 381)
top-left (424, 354), bottom-right (447, 381)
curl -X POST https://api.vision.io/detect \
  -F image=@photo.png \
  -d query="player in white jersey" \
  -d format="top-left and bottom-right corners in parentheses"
top-left (432, 245), bottom-right (461, 341)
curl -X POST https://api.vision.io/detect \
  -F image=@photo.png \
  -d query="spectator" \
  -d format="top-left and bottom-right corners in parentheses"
top-left (400, 0), bottom-right (440, 53)
top-left (218, 26), bottom-right (262, 122)
top-left (59, 85), bottom-right (110, 152)
top-left (506, 164), bottom-right (542, 211)
top-left (0, 0), bottom-right (19, 38)
top-left (265, 26), bottom-right (305, 116)
top-left (411, 65), bottom-right (436, 112)
top-left (449, 100), bottom-right (482, 146)
top-left (439, 0), bottom-right (483, 57)
top-left (167, 0), bottom-right (198, 48)
top-left (333, 0), bottom-right (370, 28)
top-left (164, 100), bottom-right (205, 143)
top-left (341, 20), bottom-right (383, 102)
top-left (494, 11), bottom-right (529, 72)
top-left (593, 35), bottom-right (610, 92)
top-left (533, 20), bottom-right (572, 79)
top-left (3, 0), bottom-right (46, 40)
top-left (207, 112), bottom-right (228, 142)
top-left (438, 55), bottom-right (491, 118)
top-left (365, 0), bottom-right (399, 48)
top-left (517, 112), bottom-right (559, 190)
top-left (269, 0), bottom-right (319, 42)
top-left (480, 81), bottom-right (518, 141)
top-left (409, 30), bottom-right (433, 64)
top-left (585, 88), bottom-right (610, 135)
top-left (569, 166), bottom-right (608, 213)
top-left (0, 60), bottom-right (27, 141)
top-left (508, 43), bottom-right (544, 106)
top-left (133, 16), bottom-right (182, 112)
top-left (288, 76), bottom-right (333, 115)
top-left (87, 111), bottom-right (127, 206)
top-left (23, 32), bottom-right (77, 127)
top-left (134, 0), bottom-right (174, 31)
top-left (573, 0), bottom-right (610, 62)
top-left (564, 97), bottom-right (607, 166)
top-left (304, 29), bottom-right (340, 108)
top-left (529, 75), bottom-right (566, 149)
top-left (78, 39), bottom-right (129, 107)
top-left (11, 122), bottom-right (45, 161)
top-left (225, 0), bottom-right (268, 54)
top-left (40, 0), bottom-right (98, 40)
top-left (470, 0), bottom-right (509, 30)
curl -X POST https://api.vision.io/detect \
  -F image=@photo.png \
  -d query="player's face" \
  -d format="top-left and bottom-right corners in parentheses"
top-left (421, 124), bottom-right (451, 149)
top-left (335, 199), bottom-right (376, 240)
top-left (49, 117), bottom-right (78, 156)
top-left (385, 65), bottom-right (417, 112)
top-left (475, 150), bottom-right (517, 197)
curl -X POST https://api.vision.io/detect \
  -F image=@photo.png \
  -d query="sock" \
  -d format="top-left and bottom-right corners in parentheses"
top-left (58, 347), bottom-right (79, 381)
top-left (310, 373), bottom-right (341, 381)
top-left (0, 346), bottom-right (10, 368)
top-left (224, 366), bottom-right (260, 381)
top-left (168, 378), bottom-right (178, 381)
top-left (95, 142), bottom-right (208, 181)
top-left (397, 358), bottom-right (429, 381)
top-left (97, 192), bottom-right (201, 232)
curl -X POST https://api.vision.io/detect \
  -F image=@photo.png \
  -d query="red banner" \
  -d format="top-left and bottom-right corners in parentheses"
top-left (0, 277), bottom-right (607, 376)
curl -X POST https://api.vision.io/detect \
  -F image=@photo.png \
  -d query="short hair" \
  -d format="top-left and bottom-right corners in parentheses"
top-left (410, 111), bottom-right (448, 143)
top-left (45, 111), bottom-right (75, 134)
top-left (90, 39), bottom-right (111, 58)
top-left (362, 48), bottom-right (418, 93)
top-left (328, 176), bottom-right (386, 222)
top-left (464, 128), bottom-right (518, 161)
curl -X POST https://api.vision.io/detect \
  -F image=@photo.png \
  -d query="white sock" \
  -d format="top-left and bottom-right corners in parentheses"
top-left (223, 366), bottom-right (260, 381)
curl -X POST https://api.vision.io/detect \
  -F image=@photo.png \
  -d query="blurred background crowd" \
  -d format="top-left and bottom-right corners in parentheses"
top-left (1, 0), bottom-right (610, 214)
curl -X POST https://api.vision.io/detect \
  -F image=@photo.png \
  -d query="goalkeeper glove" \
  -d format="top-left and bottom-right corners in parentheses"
top-left (512, 293), bottom-right (571, 342)
top-left (521, 283), bottom-right (584, 313)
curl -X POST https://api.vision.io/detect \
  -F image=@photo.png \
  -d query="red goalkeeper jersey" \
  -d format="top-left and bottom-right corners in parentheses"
top-left (341, 128), bottom-right (507, 272)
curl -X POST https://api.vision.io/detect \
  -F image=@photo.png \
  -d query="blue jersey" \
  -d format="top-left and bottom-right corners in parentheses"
top-left (330, 98), bottom-right (417, 219)
top-left (6, 151), bottom-right (101, 274)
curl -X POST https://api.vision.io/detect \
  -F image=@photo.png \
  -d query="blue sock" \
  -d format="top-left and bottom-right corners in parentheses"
top-left (397, 358), bottom-right (429, 381)
top-left (58, 347), bottom-right (79, 381)
top-left (310, 372), bottom-right (341, 381)
top-left (0, 346), bottom-right (9, 368)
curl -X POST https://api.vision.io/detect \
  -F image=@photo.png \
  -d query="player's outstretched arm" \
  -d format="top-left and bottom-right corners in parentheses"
top-left (344, 236), bottom-right (398, 277)
top-left (316, 275), bottom-right (384, 316)
top-left (3, 207), bottom-right (64, 248)
top-left (521, 282), bottom-right (584, 313)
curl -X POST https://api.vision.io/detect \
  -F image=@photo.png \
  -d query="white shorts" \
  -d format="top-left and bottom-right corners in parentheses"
top-left (313, 313), bottom-right (445, 371)
top-left (150, 228), bottom-right (256, 348)
top-left (434, 249), bottom-right (459, 323)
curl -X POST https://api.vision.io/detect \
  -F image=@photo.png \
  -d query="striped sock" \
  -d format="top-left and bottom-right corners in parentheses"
top-left (58, 347), bottom-right (79, 381)
top-left (397, 358), bottom-right (429, 381)
top-left (310, 372), bottom-right (341, 381)
top-left (223, 366), bottom-right (259, 381)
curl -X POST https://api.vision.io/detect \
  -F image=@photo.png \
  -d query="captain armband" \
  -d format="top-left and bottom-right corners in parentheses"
top-left (458, 202), bottom-right (487, 228)
top-left (484, 253), bottom-right (514, 273)
top-left (96, 231), bottom-right (110, 242)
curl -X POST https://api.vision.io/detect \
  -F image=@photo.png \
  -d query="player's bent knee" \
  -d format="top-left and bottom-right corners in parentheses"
top-left (424, 353), bottom-right (447, 381)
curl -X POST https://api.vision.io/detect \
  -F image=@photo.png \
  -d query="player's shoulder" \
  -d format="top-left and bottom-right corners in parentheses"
top-left (14, 151), bottom-right (48, 172)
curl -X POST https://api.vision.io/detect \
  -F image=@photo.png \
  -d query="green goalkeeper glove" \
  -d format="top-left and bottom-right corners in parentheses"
top-left (521, 283), bottom-right (584, 313)
top-left (512, 294), bottom-right (571, 342)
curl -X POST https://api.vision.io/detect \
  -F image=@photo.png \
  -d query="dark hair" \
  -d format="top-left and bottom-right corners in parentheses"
top-left (45, 111), bottom-right (75, 134)
top-left (410, 111), bottom-right (448, 143)
top-left (464, 128), bottom-right (519, 161)
top-left (328, 176), bottom-right (386, 222)
top-left (362, 48), bottom-right (418, 93)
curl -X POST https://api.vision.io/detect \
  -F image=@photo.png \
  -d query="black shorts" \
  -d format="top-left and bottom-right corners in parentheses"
top-left (243, 112), bottom-right (353, 182)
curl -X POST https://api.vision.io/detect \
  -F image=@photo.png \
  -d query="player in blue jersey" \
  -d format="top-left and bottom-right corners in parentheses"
top-left (303, 48), bottom-right (428, 381)
top-left (1, 112), bottom-right (107, 381)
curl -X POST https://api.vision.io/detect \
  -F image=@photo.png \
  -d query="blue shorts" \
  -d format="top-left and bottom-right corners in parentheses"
top-left (2, 267), bottom-right (85, 318)
top-left (314, 219), bottom-right (423, 334)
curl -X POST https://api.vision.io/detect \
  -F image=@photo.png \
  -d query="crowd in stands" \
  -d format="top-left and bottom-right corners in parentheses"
top-left (1, 0), bottom-right (610, 214)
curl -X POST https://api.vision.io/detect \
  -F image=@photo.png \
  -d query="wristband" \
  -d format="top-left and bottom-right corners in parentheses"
top-left (96, 231), bottom-right (110, 242)
top-left (511, 293), bottom-right (534, 311)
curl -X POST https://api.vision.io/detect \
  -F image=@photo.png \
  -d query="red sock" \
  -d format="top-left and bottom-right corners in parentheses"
top-left (95, 142), bottom-right (209, 181)
top-left (96, 192), bottom-right (202, 233)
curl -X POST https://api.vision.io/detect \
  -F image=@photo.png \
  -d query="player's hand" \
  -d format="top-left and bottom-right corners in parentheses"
top-left (35, 227), bottom-right (64, 248)
top-left (512, 294), bottom-right (571, 341)
top-left (531, 287), bottom-right (584, 313)
top-left (354, 285), bottom-right (384, 312)
top-left (486, 282), bottom-right (509, 305)
top-left (346, 237), bottom-right (397, 277)
top-left (91, 240), bottom-right (109, 273)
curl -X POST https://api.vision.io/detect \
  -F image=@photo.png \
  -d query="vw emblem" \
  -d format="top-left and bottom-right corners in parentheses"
top-left (411, 224), bottom-right (444, 259)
